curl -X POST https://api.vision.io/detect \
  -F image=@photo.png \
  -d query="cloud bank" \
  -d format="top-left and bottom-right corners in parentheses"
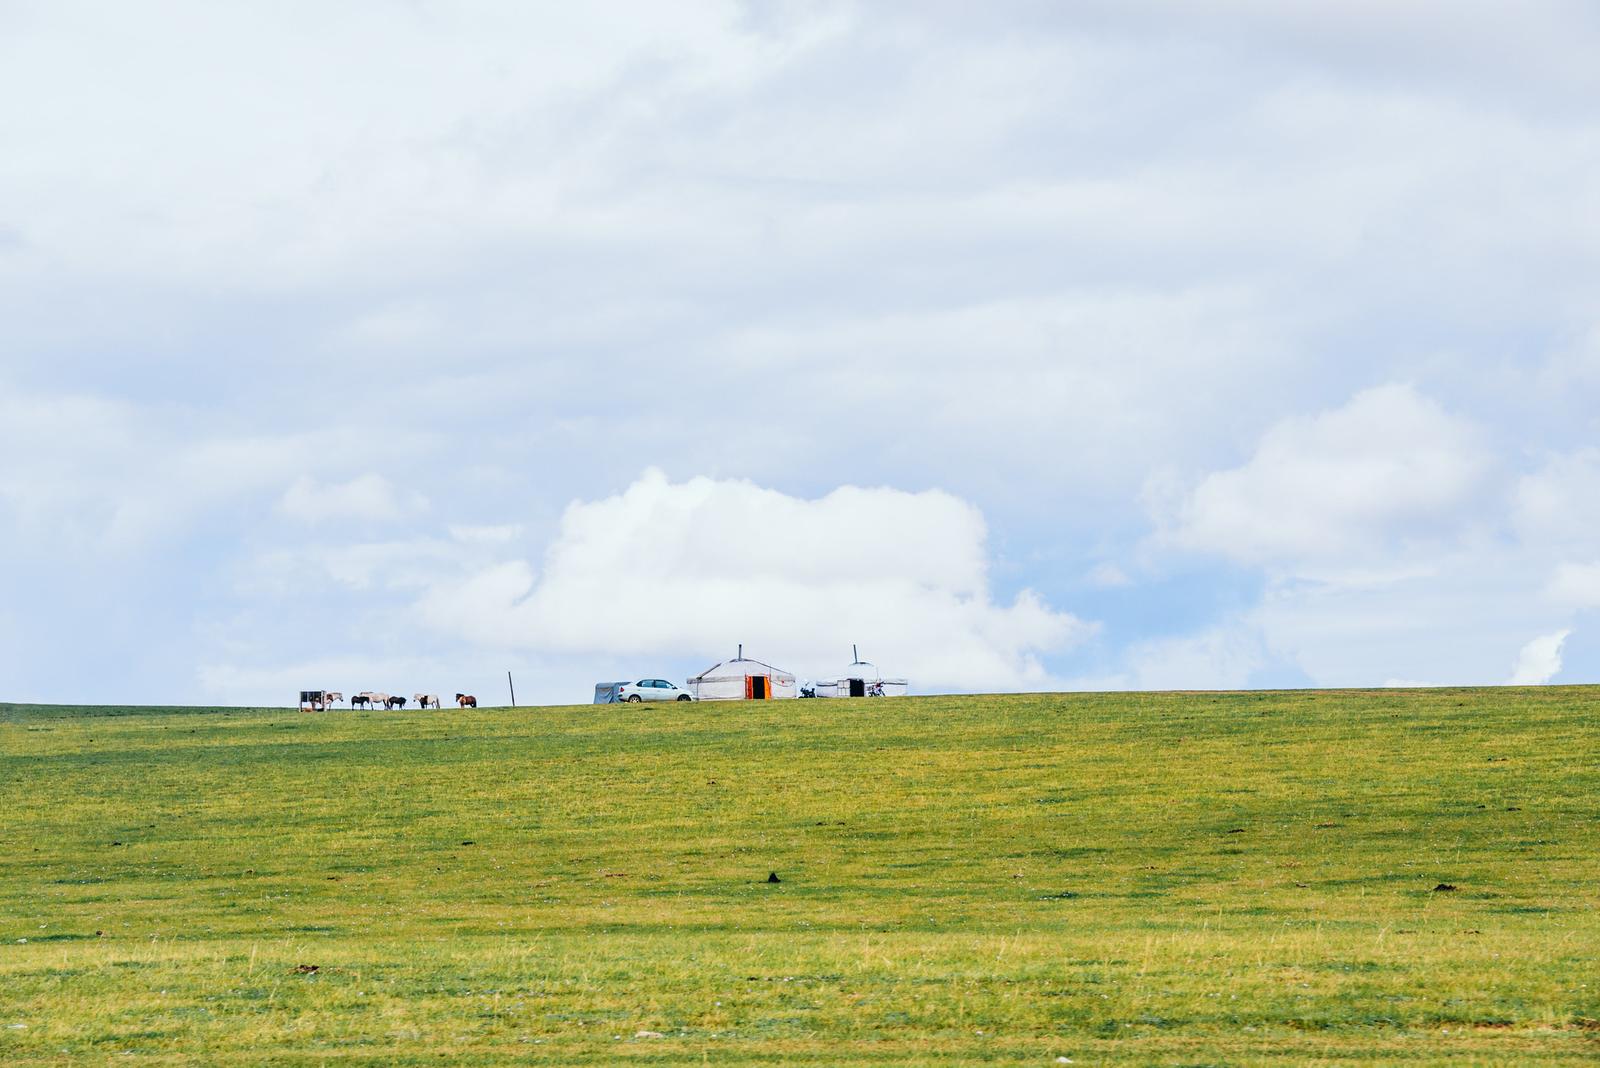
top-left (419, 470), bottom-right (1093, 690)
top-left (1509, 629), bottom-right (1571, 686)
top-left (4, 5), bottom-right (1600, 702)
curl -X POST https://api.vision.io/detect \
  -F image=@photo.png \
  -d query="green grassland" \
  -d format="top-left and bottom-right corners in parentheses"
top-left (1, 688), bottom-right (1596, 1065)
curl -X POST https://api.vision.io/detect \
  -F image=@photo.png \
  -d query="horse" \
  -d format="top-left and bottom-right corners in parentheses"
top-left (323, 691), bottom-right (344, 707)
top-left (456, 693), bottom-right (477, 708)
top-left (351, 692), bottom-right (373, 708)
top-left (386, 695), bottom-right (406, 709)
top-left (414, 693), bottom-right (440, 709)
top-left (367, 692), bottom-right (390, 710)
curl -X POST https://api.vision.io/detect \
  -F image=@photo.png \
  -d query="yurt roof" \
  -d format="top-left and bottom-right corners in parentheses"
top-left (838, 660), bottom-right (881, 681)
top-left (689, 655), bottom-right (793, 681)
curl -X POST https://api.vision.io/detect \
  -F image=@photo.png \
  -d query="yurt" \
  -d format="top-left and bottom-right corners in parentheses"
top-left (814, 646), bottom-right (909, 698)
top-left (687, 646), bottom-right (797, 701)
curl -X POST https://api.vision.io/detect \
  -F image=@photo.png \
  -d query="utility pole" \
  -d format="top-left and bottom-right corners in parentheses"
top-left (507, 671), bottom-right (516, 707)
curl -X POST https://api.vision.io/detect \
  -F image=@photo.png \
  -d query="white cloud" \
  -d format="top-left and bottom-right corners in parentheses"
top-left (1086, 562), bottom-right (1132, 588)
top-left (1508, 628), bottom-right (1571, 685)
top-left (1162, 384), bottom-right (1494, 568)
top-left (0, 379), bottom-right (436, 550)
top-left (278, 474), bottom-right (427, 523)
top-left (1253, 549), bottom-right (1558, 688)
top-left (416, 469), bottom-right (1094, 690)
top-left (1145, 383), bottom-right (1589, 689)
top-left (447, 523), bottom-right (522, 545)
top-left (1547, 562), bottom-right (1600, 607)
top-left (1124, 624), bottom-right (1266, 691)
top-left (1513, 448), bottom-right (1600, 550)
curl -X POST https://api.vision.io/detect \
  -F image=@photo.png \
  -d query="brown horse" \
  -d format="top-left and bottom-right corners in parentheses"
top-left (455, 693), bottom-right (477, 708)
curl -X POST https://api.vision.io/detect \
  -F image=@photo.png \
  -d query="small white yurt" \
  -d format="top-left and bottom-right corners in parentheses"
top-left (687, 646), bottom-right (797, 701)
top-left (815, 646), bottom-right (909, 698)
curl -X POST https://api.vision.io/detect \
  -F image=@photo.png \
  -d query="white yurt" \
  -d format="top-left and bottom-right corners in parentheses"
top-left (687, 646), bottom-right (797, 701)
top-left (814, 646), bottom-right (909, 698)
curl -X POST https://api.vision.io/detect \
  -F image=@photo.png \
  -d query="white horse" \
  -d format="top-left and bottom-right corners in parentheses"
top-left (323, 691), bottom-right (344, 706)
top-left (413, 693), bottom-right (441, 709)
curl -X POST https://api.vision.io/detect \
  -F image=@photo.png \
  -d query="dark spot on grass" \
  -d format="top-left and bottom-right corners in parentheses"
top-left (294, 964), bottom-right (319, 974)
top-left (1433, 883), bottom-right (1458, 892)
top-left (460, 840), bottom-right (475, 846)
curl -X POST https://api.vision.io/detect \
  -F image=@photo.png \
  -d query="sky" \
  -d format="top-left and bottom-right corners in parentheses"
top-left (3, 1), bottom-right (1599, 706)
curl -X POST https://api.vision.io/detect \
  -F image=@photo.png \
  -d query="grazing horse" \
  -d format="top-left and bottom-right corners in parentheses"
top-left (369, 693), bottom-right (391, 710)
top-left (386, 694), bottom-right (406, 709)
top-left (456, 693), bottom-right (477, 708)
top-left (351, 692), bottom-right (373, 708)
top-left (323, 691), bottom-right (344, 706)
top-left (414, 693), bottom-right (441, 709)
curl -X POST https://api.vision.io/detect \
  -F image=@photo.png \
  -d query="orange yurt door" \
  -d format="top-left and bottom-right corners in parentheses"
top-left (745, 675), bottom-right (770, 699)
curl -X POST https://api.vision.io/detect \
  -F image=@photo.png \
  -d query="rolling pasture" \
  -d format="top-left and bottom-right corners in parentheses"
top-left (1, 688), bottom-right (1596, 1065)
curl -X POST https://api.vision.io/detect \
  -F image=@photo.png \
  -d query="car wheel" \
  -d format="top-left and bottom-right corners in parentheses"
top-left (677, 694), bottom-right (691, 701)
top-left (627, 694), bottom-right (643, 703)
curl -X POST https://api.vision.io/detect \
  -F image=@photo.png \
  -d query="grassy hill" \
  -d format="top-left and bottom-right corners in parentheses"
top-left (1, 688), bottom-right (1596, 1065)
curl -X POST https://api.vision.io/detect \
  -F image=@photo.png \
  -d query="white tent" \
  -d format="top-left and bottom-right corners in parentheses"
top-left (593, 681), bottom-right (629, 704)
top-left (813, 646), bottom-right (909, 698)
top-left (687, 646), bottom-right (797, 701)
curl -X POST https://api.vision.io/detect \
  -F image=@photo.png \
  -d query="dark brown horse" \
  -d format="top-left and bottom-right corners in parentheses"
top-left (455, 693), bottom-right (477, 708)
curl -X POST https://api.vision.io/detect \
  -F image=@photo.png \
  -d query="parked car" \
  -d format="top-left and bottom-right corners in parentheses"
top-left (617, 678), bottom-right (694, 702)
